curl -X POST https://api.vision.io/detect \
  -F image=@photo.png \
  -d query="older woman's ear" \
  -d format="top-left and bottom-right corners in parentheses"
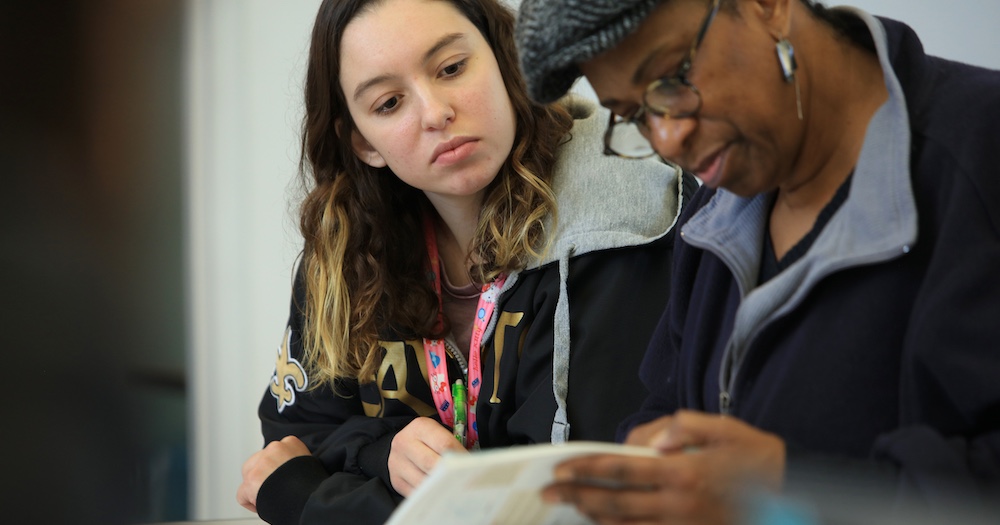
top-left (746, 0), bottom-right (795, 40)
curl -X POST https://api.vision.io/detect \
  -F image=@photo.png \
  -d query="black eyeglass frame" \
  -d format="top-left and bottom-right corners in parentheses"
top-left (602, 0), bottom-right (721, 158)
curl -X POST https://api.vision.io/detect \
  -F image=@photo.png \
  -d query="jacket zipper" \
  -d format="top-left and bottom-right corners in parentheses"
top-left (719, 391), bottom-right (732, 415)
top-left (443, 338), bottom-right (469, 380)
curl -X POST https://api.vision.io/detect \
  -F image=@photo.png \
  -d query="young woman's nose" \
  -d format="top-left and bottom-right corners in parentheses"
top-left (645, 113), bottom-right (696, 166)
top-left (419, 88), bottom-right (456, 131)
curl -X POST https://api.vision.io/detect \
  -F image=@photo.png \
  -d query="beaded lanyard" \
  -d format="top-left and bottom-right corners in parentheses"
top-left (422, 214), bottom-right (506, 450)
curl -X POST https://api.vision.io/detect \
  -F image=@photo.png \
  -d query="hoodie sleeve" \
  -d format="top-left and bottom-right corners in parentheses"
top-left (255, 267), bottom-right (413, 524)
top-left (257, 266), bottom-right (402, 458)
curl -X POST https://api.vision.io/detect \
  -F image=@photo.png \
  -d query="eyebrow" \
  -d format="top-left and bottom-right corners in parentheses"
top-left (597, 45), bottom-right (671, 110)
top-left (632, 45), bottom-right (667, 87)
top-left (352, 32), bottom-right (468, 102)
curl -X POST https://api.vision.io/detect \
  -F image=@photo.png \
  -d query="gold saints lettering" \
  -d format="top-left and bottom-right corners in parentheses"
top-left (362, 340), bottom-right (436, 417)
top-left (490, 311), bottom-right (526, 403)
top-left (269, 327), bottom-right (308, 413)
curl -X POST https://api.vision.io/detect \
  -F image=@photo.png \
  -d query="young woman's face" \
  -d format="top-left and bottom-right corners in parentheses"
top-left (340, 0), bottom-right (516, 207)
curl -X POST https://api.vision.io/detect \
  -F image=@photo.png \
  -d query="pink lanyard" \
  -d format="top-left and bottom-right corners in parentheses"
top-left (422, 214), bottom-right (506, 450)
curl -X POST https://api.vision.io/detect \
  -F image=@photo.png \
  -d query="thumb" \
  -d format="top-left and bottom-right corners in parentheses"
top-left (650, 410), bottom-right (723, 453)
top-left (649, 426), bottom-right (697, 453)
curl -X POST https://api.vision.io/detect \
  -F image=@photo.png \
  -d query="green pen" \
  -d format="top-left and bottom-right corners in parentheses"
top-left (452, 379), bottom-right (467, 447)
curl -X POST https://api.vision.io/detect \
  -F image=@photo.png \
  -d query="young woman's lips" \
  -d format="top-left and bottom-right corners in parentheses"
top-left (694, 148), bottom-right (726, 188)
top-left (431, 137), bottom-right (478, 166)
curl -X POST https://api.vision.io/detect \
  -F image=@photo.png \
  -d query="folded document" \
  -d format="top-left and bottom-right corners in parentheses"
top-left (386, 441), bottom-right (657, 525)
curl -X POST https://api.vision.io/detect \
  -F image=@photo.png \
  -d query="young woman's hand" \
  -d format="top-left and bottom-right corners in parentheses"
top-left (237, 434), bottom-right (311, 513)
top-left (542, 410), bottom-right (786, 525)
top-left (388, 416), bottom-right (468, 496)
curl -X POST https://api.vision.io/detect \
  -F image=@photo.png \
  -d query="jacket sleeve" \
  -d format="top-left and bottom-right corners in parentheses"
top-left (255, 455), bottom-right (404, 525)
top-left (868, 144), bottom-right (1000, 504)
top-left (255, 267), bottom-right (412, 524)
top-left (258, 266), bottom-right (405, 459)
top-left (300, 472), bottom-right (404, 525)
top-left (863, 33), bottom-right (1000, 505)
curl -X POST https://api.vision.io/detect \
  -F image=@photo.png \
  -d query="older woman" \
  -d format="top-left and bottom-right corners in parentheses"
top-left (516, 0), bottom-right (1000, 523)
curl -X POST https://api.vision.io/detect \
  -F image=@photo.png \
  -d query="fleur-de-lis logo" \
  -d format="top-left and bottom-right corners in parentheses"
top-left (269, 327), bottom-right (307, 412)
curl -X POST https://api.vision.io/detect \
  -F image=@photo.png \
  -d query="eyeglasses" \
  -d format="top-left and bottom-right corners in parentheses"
top-left (603, 0), bottom-right (720, 159)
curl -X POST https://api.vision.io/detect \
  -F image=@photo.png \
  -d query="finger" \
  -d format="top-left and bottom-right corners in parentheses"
top-left (660, 410), bottom-right (732, 448)
top-left (236, 483), bottom-right (257, 513)
top-left (240, 451), bottom-right (259, 478)
top-left (426, 432), bottom-right (467, 456)
top-left (561, 453), bottom-right (714, 498)
top-left (624, 416), bottom-right (673, 447)
top-left (408, 419), bottom-right (466, 455)
top-left (256, 437), bottom-right (312, 470)
top-left (240, 453), bottom-right (257, 479)
top-left (555, 454), bottom-right (670, 489)
top-left (644, 412), bottom-right (723, 453)
top-left (401, 436), bottom-right (440, 471)
top-left (596, 519), bottom-right (671, 525)
top-left (545, 481), bottom-right (716, 523)
top-left (390, 459), bottom-right (425, 496)
top-left (543, 482), bottom-right (658, 521)
top-left (278, 434), bottom-right (311, 455)
top-left (394, 479), bottom-right (415, 498)
top-left (649, 426), bottom-right (701, 454)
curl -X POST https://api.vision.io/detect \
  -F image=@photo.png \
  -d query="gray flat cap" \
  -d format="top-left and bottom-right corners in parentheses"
top-left (516, 0), bottom-right (658, 104)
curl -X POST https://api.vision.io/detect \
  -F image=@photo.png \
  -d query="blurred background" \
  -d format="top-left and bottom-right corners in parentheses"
top-left (1, 0), bottom-right (997, 523)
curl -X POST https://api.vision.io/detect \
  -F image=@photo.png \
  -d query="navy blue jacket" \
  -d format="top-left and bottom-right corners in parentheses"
top-left (621, 13), bottom-right (1000, 506)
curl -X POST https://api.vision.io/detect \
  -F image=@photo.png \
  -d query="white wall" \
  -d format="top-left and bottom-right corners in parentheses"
top-left (184, 0), bottom-right (321, 519)
top-left (848, 0), bottom-right (1000, 70)
top-left (183, 0), bottom-right (998, 520)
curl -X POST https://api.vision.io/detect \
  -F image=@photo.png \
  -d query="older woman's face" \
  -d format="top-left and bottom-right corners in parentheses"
top-left (580, 0), bottom-right (802, 196)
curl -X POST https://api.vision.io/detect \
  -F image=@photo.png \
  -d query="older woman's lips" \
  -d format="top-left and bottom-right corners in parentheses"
top-left (694, 148), bottom-right (726, 188)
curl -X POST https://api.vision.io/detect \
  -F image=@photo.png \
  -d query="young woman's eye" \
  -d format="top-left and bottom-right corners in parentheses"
top-left (375, 96), bottom-right (400, 115)
top-left (440, 59), bottom-right (467, 78)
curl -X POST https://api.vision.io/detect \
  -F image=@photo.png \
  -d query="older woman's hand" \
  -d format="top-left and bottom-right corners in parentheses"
top-left (237, 434), bottom-right (311, 513)
top-left (542, 410), bottom-right (785, 525)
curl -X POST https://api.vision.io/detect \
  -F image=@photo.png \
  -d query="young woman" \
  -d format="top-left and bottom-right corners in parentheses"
top-left (236, 0), bottom-right (693, 523)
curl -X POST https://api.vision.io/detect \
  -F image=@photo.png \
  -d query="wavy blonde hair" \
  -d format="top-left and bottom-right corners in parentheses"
top-left (297, 0), bottom-right (573, 388)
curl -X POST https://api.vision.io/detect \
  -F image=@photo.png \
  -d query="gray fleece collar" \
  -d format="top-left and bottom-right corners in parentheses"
top-left (528, 95), bottom-right (684, 271)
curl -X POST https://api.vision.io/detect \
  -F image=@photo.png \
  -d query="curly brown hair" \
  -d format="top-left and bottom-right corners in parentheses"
top-left (297, 0), bottom-right (574, 388)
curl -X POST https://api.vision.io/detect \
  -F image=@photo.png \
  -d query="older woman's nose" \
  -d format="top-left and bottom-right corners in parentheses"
top-left (646, 113), bottom-right (696, 165)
